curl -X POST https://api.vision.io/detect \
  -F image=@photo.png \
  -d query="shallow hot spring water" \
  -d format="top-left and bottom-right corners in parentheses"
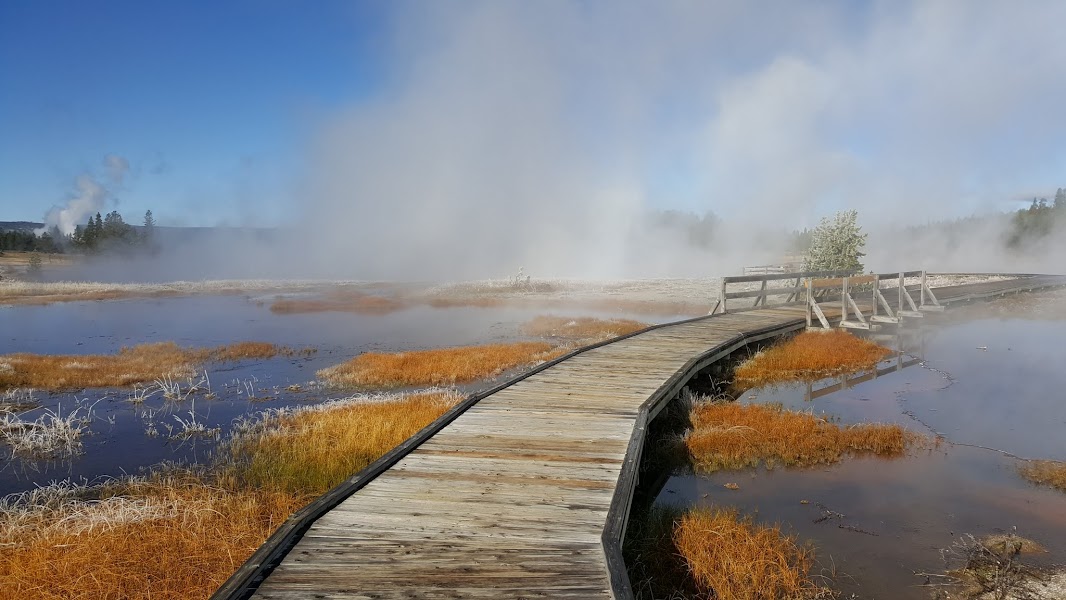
top-left (655, 317), bottom-right (1066, 599)
top-left (0, 294), bottom-right (681, 497)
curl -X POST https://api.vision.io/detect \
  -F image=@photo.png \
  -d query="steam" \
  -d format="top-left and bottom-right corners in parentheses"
top-left (294, 1), bottom-right (1066, 279)
top-left (103, 155), bottom-right (130, 185)
top-left (46, 3), bottom-right (1066, 281)
top-left (39, 155), bottom-right (131, 236)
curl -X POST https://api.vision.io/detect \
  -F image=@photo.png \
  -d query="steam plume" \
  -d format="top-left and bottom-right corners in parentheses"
top-left (39, 155), bottom-right (130, 236)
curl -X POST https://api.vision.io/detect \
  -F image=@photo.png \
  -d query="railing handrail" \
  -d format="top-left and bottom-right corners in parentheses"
top-left (718, 269), bottom-right (947, 314)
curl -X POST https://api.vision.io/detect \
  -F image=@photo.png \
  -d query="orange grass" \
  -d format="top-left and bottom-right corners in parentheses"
top-left (675, 507), bottom-right (831, 600)
top-left (522, 315), bottom-right (648, 341)
top-left (270, 290), bottom-right (407, 315)
top-left (0, 342), bottom-right (197, 391)
top-left (685, 401), bottom-right (915, 472)
top-left (1019, 460), bottom-right (1066, 493)
top-left (0, 473), bottom-right (308, 600)
top-left (0, 389), bottom-right (462, 599)
top-left (228, 391), bottom-right (461, 494)
top-left (734, 330), bottom-right (892, 387)
top-left (316, 342), bottom-right (564, 388)
top-left (0, 342), bottom-right (292, 391)
top-left (209, 341), bottom-right (282, 361)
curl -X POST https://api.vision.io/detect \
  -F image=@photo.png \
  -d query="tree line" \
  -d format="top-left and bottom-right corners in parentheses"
top-left (1006, 188), bottom-right (1065, 247)
top-left (0, 210), bottom-right (157, 255)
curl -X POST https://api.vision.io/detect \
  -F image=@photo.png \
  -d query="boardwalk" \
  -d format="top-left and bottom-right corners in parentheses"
top-left (219, 275), bottom-right (1066, 600)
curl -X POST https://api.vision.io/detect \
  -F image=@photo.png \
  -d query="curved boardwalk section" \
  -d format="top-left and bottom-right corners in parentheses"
top-left (229, 275), bottom-right (1066, 600)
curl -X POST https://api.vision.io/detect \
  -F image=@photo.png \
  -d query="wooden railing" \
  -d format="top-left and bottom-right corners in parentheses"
top-left (715, 269), bottom-right (856, 314)
top-left (805, 271), bottom-right (943, 330)
top-left (715, 269), bottom-right (946, 328)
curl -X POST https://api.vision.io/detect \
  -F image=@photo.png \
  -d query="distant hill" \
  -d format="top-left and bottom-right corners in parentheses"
top-left (0, 221), bottom-right (44, 231)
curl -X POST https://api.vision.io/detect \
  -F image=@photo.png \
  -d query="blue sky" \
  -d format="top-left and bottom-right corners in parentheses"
top-left (2, 1), bottom-right (1066, 236)
top-left (0, 0), bottom-right (383, 224)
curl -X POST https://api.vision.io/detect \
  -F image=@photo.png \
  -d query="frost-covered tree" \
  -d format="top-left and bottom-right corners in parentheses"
top-left (28, 251), bottom-right (43, 276)
top-left (803, 209), bottom-right (867, 272)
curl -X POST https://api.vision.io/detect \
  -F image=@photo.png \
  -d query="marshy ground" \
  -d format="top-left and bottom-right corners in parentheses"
top-left (630, 290), bottom-right (1066, 600)
top-left (1, 276), bottom-right (1062, 599)
top-left (0, 390), bottom-right (460, 598)
top-left (0, 276), bottom-right (672, 599)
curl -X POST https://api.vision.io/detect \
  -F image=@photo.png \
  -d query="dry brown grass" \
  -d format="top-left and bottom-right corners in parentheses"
top-left (734, 330), bottom-right (893, 387)
top-left (522, 315), bottom-right (648, 341)
top-left (0, 388), bottom-right (462, 599)
top-left (0, 342), bottom-right (293, 391)
top-left (317, 342), bottom-right (564, 388)
top-left (209, 341), bottom-right (282, 361)
top-left (270, 289), bottom-right (407, 315)
top-left (1019, 460), bottom-right (1066, 493)
top-left (228, 391), bottom-right (461, 494)
top-left (674, 506), bottom-right (831, 600)
top-left (0, 473), bottom-right (308, 600)
top-left (685, 401), bottom-right (916, 472)
top-left (0, 342), bottom-right (197, 391)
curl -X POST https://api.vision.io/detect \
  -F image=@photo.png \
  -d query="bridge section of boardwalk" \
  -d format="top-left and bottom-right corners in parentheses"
top-left (220, 275), bottom-right (1066, 600)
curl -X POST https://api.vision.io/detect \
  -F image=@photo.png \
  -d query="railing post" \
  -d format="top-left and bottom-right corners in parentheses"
top-left (871, 276), bottom-right (878, 320)
top-left (720, 278), bottom-right (727, 314)
top-left (920, 271), bottom-right (927, 308)
top-left (805, 278), bottom-right (812, 329)
top-left (841, 277), bottom-right (848, 324)
top-left (898, 272), bottom-right (904, 314)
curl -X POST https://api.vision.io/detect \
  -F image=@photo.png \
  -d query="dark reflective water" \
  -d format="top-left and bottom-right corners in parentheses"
top-left (657, 316), bottom-right (1066, 600)
top-left (0, 294), bottom-right (668, 496)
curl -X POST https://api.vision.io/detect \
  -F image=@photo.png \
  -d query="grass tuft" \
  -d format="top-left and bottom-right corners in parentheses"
top-left (316, 342), bottom-right (564, 388)
top-left (734, 330), bottom-right (893, 387)
top-left (0, 342), bottom-right (197, 391)
top-left (0, 473), bottom-right (307, 600)
top-left (0, 401), bottom-right (95, 458)
top-left (685, 400), bottom-right (916, 472)
top-left (0, 342), bottom-right (294, 392)
top-left (675, 507), bottom-right (832, 600)
top-left (522, 315), bottom-right (648, 341)
top-left (226, 390), bottom-right (462, 494)
top-left (1018, 459), bottom-right (1066, 493)
top-left (208, 341), bottom-right (282, 361)
top-left (269, 289), bottom-right (407, 315)
top-left (626, 505), bottom-right (833, 599)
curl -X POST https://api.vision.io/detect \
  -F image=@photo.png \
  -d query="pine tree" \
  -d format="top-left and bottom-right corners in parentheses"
top-left (143, 209), bottom-right (156, 243)
top-left (83, 215), bottom-right (98, 249)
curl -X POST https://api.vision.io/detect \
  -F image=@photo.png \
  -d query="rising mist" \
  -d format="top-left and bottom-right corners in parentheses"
top-left (38, 1), bottom-right (1066, 281)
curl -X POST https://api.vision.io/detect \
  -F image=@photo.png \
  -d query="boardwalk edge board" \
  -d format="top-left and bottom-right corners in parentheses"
top-left (213, 274), bottom-right (1066, 600)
